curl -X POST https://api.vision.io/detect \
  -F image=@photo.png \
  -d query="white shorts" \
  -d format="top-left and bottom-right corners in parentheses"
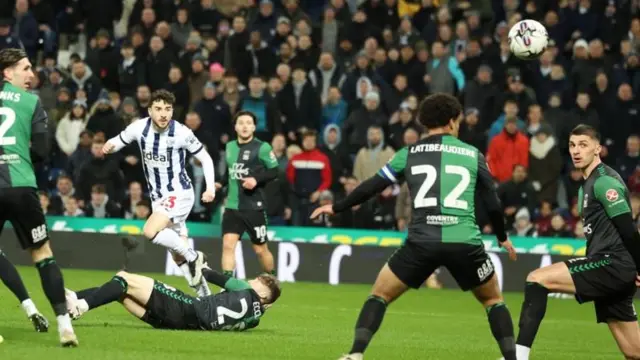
top-left (151, 190), bottom-right (194, 226)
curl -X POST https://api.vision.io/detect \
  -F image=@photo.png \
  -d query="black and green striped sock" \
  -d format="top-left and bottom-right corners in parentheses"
top-left (35, 257), bottom-right (67, 316)
top-left (223, 270), bottom-right (234, 277)
top-left (486, 302), bottom-right (516, 360)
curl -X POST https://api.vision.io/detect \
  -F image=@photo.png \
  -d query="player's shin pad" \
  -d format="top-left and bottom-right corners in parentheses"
top-left (517, 282), bottom-right (549, 348)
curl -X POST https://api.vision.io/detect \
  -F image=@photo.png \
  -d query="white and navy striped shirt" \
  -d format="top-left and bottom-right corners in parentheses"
top-left (117, 118), bottom-right (203, 201)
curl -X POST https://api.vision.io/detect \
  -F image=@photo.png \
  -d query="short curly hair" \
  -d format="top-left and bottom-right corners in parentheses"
top-left (149, 89), bottom-right (176, 106)
top-left (417, 93), bottom-right (463, 130)
top-left (0, 48), bottom-right (28, 78)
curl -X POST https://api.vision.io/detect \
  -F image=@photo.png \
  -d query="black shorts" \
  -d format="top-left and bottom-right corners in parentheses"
top-left (388, 240), bottom-right (494, 291)
top-left (0, 187), bottom-right (49, 250)
top-left (221, 209), bottom-right (268, 245)
top-left (565, 254), bottom-right (638, 323)
top-left (141, 281), bottom-right (200, 330)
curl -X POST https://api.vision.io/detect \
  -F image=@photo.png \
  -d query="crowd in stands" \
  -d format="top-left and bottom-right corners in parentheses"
top-left (2, 0), bottom-right (640, 239)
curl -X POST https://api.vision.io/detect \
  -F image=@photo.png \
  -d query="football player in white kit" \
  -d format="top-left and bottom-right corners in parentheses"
top-left (102, 90), bottom-right (213, 294)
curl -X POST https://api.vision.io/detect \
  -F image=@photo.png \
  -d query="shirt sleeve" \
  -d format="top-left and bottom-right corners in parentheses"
top-left (184, 129), bottom-right (204, 154)
top-left (594, 175), bottom-right (631, 218)
top-left (258, 142), bottom-right (279, 169)
top-left (377, 147), bottom-right (407, 183)
top-left (475, 153), bottom-right (502, 212)
top-left (224, 278), bottom-right (253, 291)
top-left (31, 99), bottom-right (48, 135)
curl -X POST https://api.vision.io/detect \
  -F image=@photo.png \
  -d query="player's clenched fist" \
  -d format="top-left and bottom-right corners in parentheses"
top-left (201, 189), bottom-right (215, 203)
top-left (102, 142), bottom-right (115, 155)
top-left (242, 177), bottom-right (257, 190)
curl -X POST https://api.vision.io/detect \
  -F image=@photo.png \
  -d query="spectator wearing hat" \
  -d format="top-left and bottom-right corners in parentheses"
top-left (0, 18), bottom-right (21, 51)
top-left (146, 35), bottom-right (177, 91)
top-left (459, 108), bottom-right (486, 153)
top-left (191, 0), bottom-right (222, 37)
top-left (343, 90), bottom-right (387, 155)
top-left (178, 34), bottom-right (204, 76)
top-left (495, 73), bottom-right (537, 119)
top-left (279, 65), bottom-right (322, 138)
top-left (56, 99), bottom-right (89, 158)
top-left (528, 124), bottom-right (562, 204)
top-left (85, 29), bottom-right (120, 92)
top-left (118, 97), bottom-right (139, 125)
top-left (194, 81), bottom-right (231, 150)
top-left (251, 0), bottom-right (279, 42)
top-left (271, 16), bottom-right (292, 52)
top-left (171, 7), bottom-right (194, 50)
top-left (65, 60), bottom-right (103, 106)
top-left (353, 125), bottom-right (395, 182)
top-left (510, 208), bottom-right (538, 237)
top-left (86, 90), bottom-right (123, 141)
top-left (13, 0), bottom-right (39, 60)
top-left (320, 124), bottom-right (351, 196)
top-left (118, 40), bottom-right (146, 99)
top-left (487, 116), bottom-right (530, 183)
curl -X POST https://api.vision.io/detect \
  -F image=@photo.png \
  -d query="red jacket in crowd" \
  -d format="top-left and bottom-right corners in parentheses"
top-left (487, 130), bottom-right (530, 183)
top-left (286, 149), bottom-right (332, 197)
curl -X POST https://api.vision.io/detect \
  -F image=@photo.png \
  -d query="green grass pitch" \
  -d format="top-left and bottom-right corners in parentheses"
top-left (0, 267), bottom-right (632, 359)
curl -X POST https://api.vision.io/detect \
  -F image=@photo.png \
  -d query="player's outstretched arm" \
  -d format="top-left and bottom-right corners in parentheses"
top-left (202, 268), bottom-right (251, 291)
top-left (104, 123), bottom-right (138, 155)
top-left (332, 175), bottom-right (392, 213)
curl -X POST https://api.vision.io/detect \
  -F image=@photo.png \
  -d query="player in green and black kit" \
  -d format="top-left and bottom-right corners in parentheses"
top-left (216, 111), bottom-right (279, 277)
top-left (312, 94), bottom-right (518, 360)
top-left (66, 267), bottom-right (281, 332)
top-left (512, 125), bottom-right (640, 360)
top-left (0, 48), bottom-right (78, 346)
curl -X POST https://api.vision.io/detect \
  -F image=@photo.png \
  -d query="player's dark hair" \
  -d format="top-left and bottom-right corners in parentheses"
top-left (417, 93), bottom-right (463, 129)
top-left (233, 110), bottom-right (257, 125)
top-left (0, 48), bottom-right (28, 77)
top-left (91, 184), bottom-right (107, 194)
top-left (257, 274), bottom-right (281, 305)
top-left (570, 124), bottom-right (601, 142)
top-left (149, 89), bottom-right (176, 106)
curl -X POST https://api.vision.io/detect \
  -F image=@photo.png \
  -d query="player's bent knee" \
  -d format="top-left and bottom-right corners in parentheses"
top-left (525, 269), bottom-right (545, 285)
top-left (142, 227), bottom-right (158, 240)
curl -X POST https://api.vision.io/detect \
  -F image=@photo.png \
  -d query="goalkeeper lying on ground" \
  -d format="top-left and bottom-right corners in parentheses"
top-left (65, 268), bottom-right (281, 331)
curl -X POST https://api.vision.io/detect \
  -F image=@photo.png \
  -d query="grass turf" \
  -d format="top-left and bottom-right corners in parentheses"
top-left (0, 267), bottom-right (632, 359)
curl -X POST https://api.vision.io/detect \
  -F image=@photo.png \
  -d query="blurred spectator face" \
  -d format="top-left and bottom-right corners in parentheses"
top-left (268, 77), bottom-right (283, 93)
top-left (218, 20), bottom-right (230, 37)
top-left (201, 0), bottom-right (214, 8)
top-left (280, 43), bottom-right (293, 58)
top-left (168, 67), bottom-right (182, 83)
top-left (353, 10), bottom-right (366, 23)
top-left (39, 192), bottom-right (49, 212)
top-left (76, 89), bottom-right (87, 101)
top-left (249, 77), bottom-right (264, 94)
top-left (500, 40), bottom-right (510, 55)
top-left (320, 53), bottom-right (335, 70)
top-left (550, 65), bottom-right (565, 80)
top-left (135, 203), bottom-right (151, 219)
top-left (595, 72), bottom-right (608, 89)
top-left (137, 86), bottom-right (151, 102)
top-left (515, 215), bottom-right (531, 231)
top-left (276, 21), bottom-right (291, 36)
top-left (400, 46), bottom-right (414, 61)
top-left (477, 67), bottom-right (492, 83)
top-left (504, 102), bottom-right (518, 118)
top-left (356, 55), bottom-right (369, 69)
top-left (339, 39), bottom-right (353, 52)
top-left (631, 195), bottom-right (640, 216)
top-left (79, 132), bottom-right (93, 147)
top-left (0, 25), bottom-right (9, 37)
top-left (544, 11), bottom-right (558, 26)
top-left (406, 95), bottom-right (418, 110)
top-left (250, 31), bottom-right (262, 47)
top-left (302, 134), bottom-right (317, 151)
top-left (535, 131), bottom-right (548, 143)
top-left (436, 7), bottom-right (450, 23)
top-left (327, 87), bottom-right (341, 103)
top-left (94, 132), bottom-right (106, 143)
top-left (91, 141), bottom-right (105, 158)
top-left (549, 94), bottom-right (561, 108)
top-left (431, 42), bottom-right (445, 58)
top-left (580, 0), bottom-right (591, 9)
top-left (403, 128), bottom-right (419, 145)
top-left (91, 188), bottom-right (106, 205)
top-left (296, 20), bottom-right (312, 36)
top-left (149, 36), bottom-right (164, 53)
top-left (627, 135), bottom-right (640, 155)
top-left (260, 1), bottom-right (274, 16)
top-left (382, 28), bottom-right (394, 46)
top-left (576, 93), bottom-right (590, 109)
top-left (388, 48), bottom-right (399, 61)
top-left (288, 35), bottom-right (298, 49)
top-left (203, 84), bottom-right (215, 99)
top-left (551, 214), bottom-right (565, 231)
top-left (465, 112), bottom-right (478, 125)
top-left (121, 45), bottom-right (134, 59)
top-left (71, 62), bottom-right (87, 78)
top-left (399, 107), bottom-right (412, 123)
top-left (292, 68), bottom-right (306, 83)
top-left (185, 112), bottom-right (201, 130)
top-left (97, 34), bottom-right (110, 49)
top-left (271, 134), bottom-right (286, 153)
top-left (589, 40), bottom-right (604, 59)
top-left (399, 18), bottom-right (412, 33)
top-left (618, 84), bottom-right (633, 101)
top-left (57, 176), bottom-right (73, 194)
top-left (326, 128), bottom-right (338, 145)
top-left (109, 92), bottom-right (121, 110)
top-left (285, 0), bottom-right (299, 11)
top-left (298, 35), bottom-right (312, 50)
top-left (232, 16), bottom-right (246, 33)
top-left (365, 96), bottom-right (379, 111)
top-left (528, 105), bottom-right (542, 123)
top-left (455, 21), bottom-right (468, 39)
top-left (394, 75), bottom-right (407, 91)
top-left (15, 0), bottom-right (28, 14)
top-left (512, 165), bottom-right (527, 183)
top-left (438, 25), bottom-right (452, 43)
top-left (358, 78), bottom-right (370, 95)
top-left (466, 40), bottom-right (481, 57)
top-left (177, 9), bottom-right (188, 24)
top-left (367, 127), bottom-right (383, 147)
top-left (156, 22), bottom-right (170, 39)
top-left (364, 37), bottom-right (378, 53)
top-left (416, 48), bottom-right (428, 62)
top-left (123, 101), bottom-right (136, 115)
top-left (142, 9), bottom-right (156, 26)
top-left (64, 197), bottom-right (79, 215)
top-left (324, 7), bottom-right (335, 21)
top-left (331, 0), bottom-right (345, 8)
top-left (191, 59), bottom-right (204, 73)
top-left (505, 120), bottom-right (518, 134)
top-left (344, 177), bottom-right (359, 194)
top-left (468, 14), bottom-right (480, 30)
top-left (632, 19), bottom-right (640, 36)
top-left (131, 32), bottom-right (145, 47)
top-left (72, 104), bottom-right (86, 119)
top-left (574, 44), bottom-right (588, 59)
top-left (210, 65), bottom-right (224, 81)
top-left (540, 49), bottom-right (554, 66)
top-left (508, 78), bottom-right (524, 93)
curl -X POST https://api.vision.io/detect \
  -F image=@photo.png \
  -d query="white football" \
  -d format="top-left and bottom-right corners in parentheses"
top-left (508, 19), bottom-right (549, 60)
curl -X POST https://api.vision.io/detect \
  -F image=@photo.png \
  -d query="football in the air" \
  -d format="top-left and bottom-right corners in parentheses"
top-left (508, 19), bottom-right (549, 60)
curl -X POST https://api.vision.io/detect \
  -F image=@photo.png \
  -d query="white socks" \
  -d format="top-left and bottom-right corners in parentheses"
top-left (179, 261), bottom-right (211, 297)
top-left (57, 314), bottom-right (73, 333)
top-left (21, 299), bottom-right (37, 317)
top-left (516, 344), bottom-right (530, 360)
top-left (152, 229), bottom-right (197, 262)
